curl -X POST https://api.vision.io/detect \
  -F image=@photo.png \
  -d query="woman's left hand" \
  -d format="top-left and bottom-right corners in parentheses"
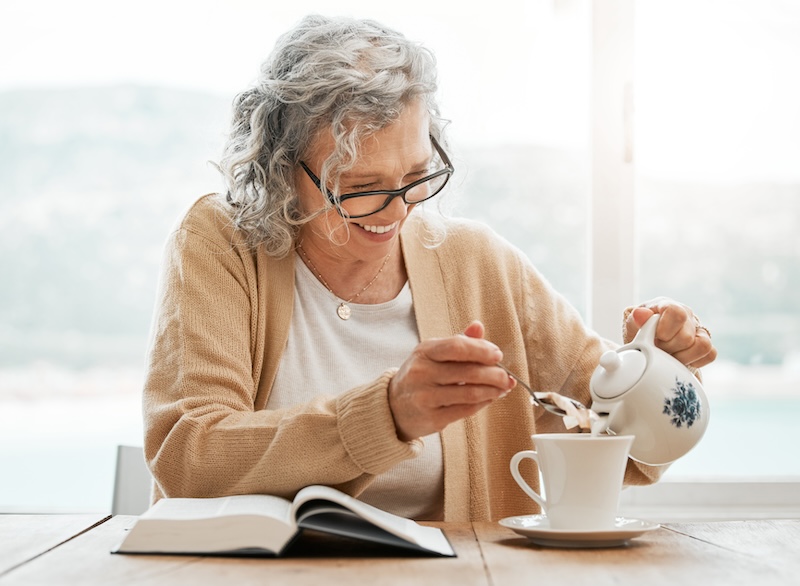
top-left (624, 297), bottom-right (717, 369)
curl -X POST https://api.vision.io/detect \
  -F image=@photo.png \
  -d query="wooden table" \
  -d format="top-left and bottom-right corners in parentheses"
top-left (1, 515), bottom-right (797, 585)
top-left (0, 514), bottom-right (110, 577)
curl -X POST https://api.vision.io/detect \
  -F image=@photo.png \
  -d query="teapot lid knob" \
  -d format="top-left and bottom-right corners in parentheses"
top-left (599, 350), bottom-right (622, 371)
top-left (591, 349), bottom-right (647, 399)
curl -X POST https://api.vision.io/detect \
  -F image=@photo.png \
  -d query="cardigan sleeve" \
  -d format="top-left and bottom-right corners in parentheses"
top-left (514, 253), bottom-right (667, 486)
top-left (142, 202), bottom-right (419, 502)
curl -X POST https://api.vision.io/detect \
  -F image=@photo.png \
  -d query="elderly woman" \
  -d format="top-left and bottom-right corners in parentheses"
top-left (143, 14), bottom-right (717, 522)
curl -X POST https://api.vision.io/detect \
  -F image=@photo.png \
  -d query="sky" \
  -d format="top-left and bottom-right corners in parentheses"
top-left (1, 0), bottom-right (799, 182)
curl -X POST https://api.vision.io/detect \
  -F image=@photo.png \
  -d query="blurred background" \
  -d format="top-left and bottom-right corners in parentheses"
top-left (1, 0), bottom-right (798, 512)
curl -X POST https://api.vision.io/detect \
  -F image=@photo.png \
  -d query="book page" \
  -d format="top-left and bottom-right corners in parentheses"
top-left (296, 507), bottom-right (432, 552)
top-left (291, 485), bottom-right (454, 557)
top-left (114, 495), bottom-right (297, 555)
top-left (144, 494), bottom-right (293, 526)
top-left (218, 495), bottom-right (294, 525)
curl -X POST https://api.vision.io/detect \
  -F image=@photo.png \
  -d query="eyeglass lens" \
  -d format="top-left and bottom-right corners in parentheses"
top-left (338, 172), bottom-right (449, 217)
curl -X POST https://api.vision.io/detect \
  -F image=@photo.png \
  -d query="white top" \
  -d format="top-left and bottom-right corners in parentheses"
top-left (267, 255), bottom-right (444, 520)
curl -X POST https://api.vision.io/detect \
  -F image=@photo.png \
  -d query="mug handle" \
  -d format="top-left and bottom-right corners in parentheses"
top-left (510, 450), bottom-right (546, 511)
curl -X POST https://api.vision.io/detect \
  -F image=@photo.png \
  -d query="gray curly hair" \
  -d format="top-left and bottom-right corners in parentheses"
top-left (217, 14), bottom-right (447, 256)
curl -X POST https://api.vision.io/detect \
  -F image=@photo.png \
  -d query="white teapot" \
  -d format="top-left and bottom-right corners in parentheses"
top-left (590, 314), bottom-right (710, 466)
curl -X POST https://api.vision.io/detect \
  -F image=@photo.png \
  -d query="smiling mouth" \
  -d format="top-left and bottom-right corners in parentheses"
top-left (356, 220), bottom-right (399, 234)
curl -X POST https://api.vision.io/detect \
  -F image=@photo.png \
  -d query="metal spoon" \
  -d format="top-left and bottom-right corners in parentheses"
top-left (497, 362), bottom-right (597, 419)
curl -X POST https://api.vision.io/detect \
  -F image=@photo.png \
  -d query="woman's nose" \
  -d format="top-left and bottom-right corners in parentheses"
top-left (384, 192), bottom-right (412, 217)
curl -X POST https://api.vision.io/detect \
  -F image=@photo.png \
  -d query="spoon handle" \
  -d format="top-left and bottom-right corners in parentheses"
top-left (497, 363), bottom-right (570, 417)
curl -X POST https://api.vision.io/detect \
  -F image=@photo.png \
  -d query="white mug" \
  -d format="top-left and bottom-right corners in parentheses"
top-left (510, 433), bottom-right (634, 530)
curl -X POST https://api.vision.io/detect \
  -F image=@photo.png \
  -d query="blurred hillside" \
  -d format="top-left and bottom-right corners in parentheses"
top-left (0, 86), bottom-right (229, 369)
top-left (636, 179), bottom-right (800, 365)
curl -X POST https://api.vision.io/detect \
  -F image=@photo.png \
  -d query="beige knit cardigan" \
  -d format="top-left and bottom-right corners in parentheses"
top-left (143, 194), bottom-right (663, 521)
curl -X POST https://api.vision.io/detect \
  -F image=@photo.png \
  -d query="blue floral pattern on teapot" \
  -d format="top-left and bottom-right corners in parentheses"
top-left (663, 377), bottom-right (701, 428)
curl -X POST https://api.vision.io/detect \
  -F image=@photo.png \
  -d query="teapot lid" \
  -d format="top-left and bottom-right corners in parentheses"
top-left (591, 349), bottom-right (646, 399)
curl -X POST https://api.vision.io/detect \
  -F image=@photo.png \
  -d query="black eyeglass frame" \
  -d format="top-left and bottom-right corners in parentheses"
top-left (299, 135), bottom-right (454, 219)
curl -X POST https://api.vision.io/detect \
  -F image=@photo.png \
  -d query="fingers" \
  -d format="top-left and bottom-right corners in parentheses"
top-left (389, 321), bottom-right (514, 441)
top-left (421, 324), bottom-right (503, 367)
top-left (672, 328), bottom-right (717, 369)
top-left (389, 370), bottom-right (512, 441)
top-left (462, 319), bottom-right (485, 339)
top-left (626, 299), bottom-right (718, 369)
top-left (633, 304), bottom-right (693, 349)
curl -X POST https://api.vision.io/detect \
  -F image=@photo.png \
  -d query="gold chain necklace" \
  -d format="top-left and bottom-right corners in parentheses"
top-left (297, 241), bottom-right (393, 320)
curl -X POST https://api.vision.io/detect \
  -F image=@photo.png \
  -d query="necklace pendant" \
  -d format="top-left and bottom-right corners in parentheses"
top-left (337, 302), bottom-right (352, 320)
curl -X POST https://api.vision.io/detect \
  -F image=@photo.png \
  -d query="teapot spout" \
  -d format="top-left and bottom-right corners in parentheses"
top-left (589, 400), bottom-right (620, 431)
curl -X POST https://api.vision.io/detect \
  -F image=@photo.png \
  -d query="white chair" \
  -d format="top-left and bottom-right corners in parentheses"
top-left (112, 445), bottom-right (153, 515)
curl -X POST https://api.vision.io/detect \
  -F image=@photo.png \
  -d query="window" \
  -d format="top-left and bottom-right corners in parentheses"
top-left (633, 0), bottom-right (800, 478)
top-left (1, 0), bottom-right (797, 513)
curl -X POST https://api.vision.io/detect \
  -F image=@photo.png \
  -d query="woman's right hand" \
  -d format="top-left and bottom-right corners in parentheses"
top-left (388, 320), bottom-right (514, 441)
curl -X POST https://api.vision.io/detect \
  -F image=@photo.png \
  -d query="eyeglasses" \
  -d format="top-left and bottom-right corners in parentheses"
top-left (299, 135), bottom-right (454, 219)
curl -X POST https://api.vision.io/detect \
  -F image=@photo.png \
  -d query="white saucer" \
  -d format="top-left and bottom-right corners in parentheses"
top-left (499, 515), bottom-right (660, 548)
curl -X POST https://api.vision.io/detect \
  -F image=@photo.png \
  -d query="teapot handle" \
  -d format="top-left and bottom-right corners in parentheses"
top-left (632, 313), bottom-right (660, 346)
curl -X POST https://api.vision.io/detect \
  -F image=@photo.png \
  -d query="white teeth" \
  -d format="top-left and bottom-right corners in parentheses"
top-left (359, 221), bottom-right (398, 234)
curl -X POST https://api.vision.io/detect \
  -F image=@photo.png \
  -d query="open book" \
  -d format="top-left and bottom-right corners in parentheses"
top-left (111, 485), bottom-right (455, 557)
